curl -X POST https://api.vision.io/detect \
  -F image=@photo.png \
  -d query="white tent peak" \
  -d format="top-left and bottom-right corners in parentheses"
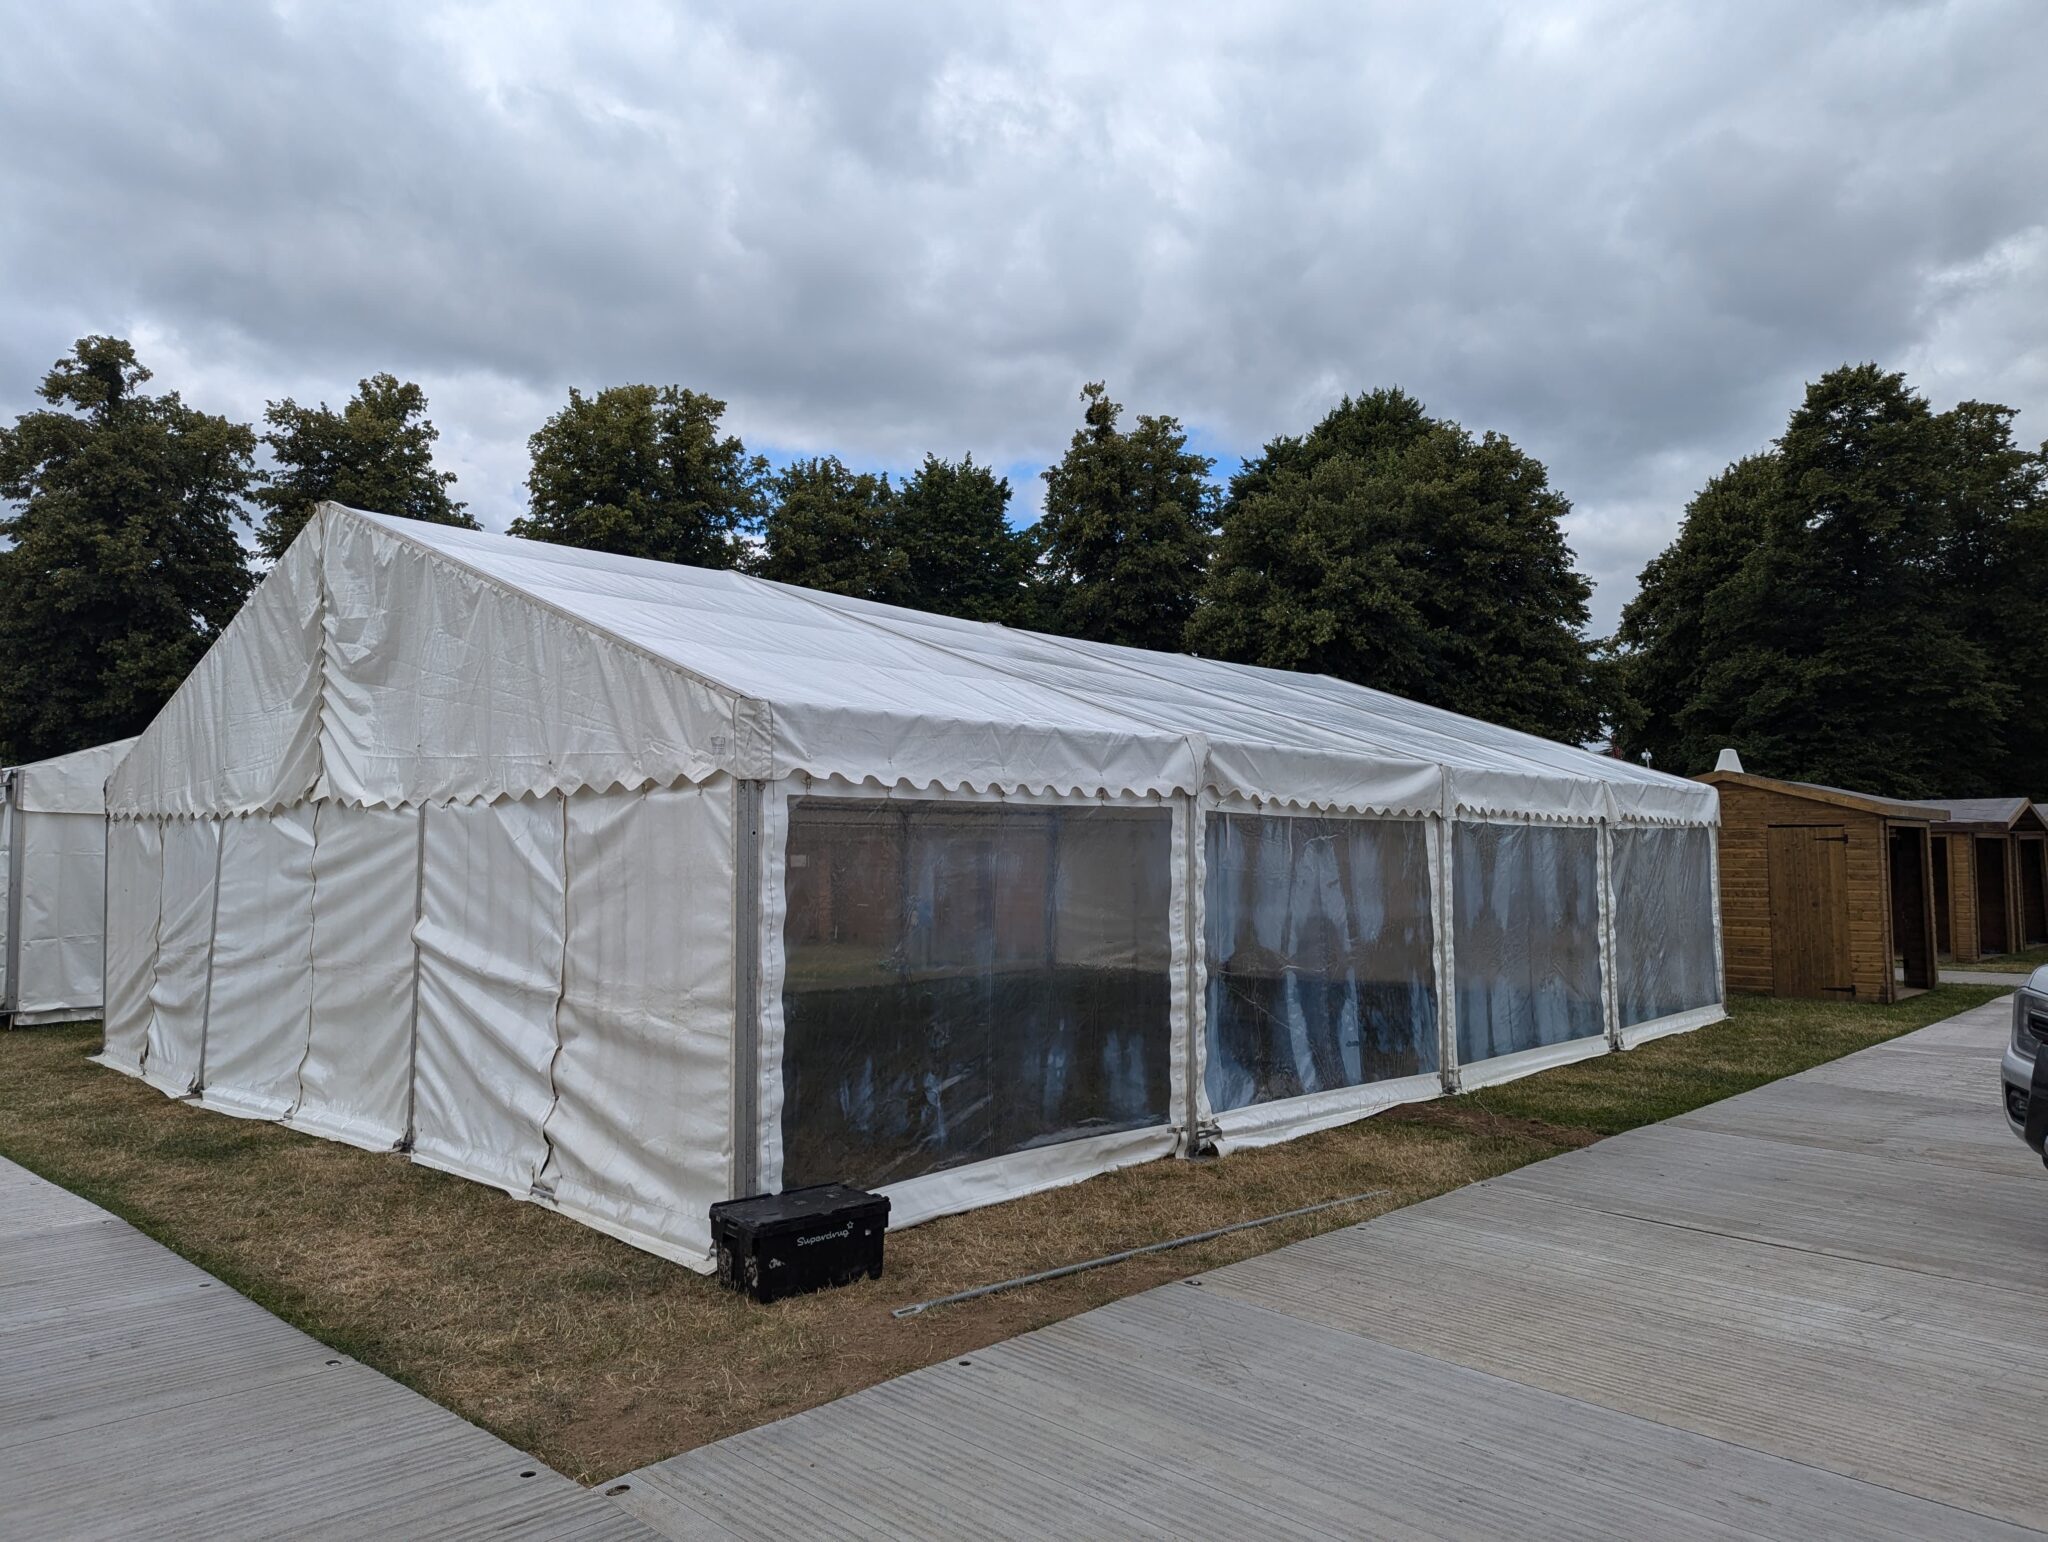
top-left (7, 736), bottom-right (140, 815)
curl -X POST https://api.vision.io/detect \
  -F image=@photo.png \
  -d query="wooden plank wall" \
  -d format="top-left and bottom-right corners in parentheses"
top-left (1944, 835), bottom-right (1981, 963)
top-left (1716, 783), bottom-right (1893, 1001)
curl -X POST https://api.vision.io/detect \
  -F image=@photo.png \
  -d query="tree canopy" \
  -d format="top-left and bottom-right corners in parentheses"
top-left (3, 336), bottom-right (2037, 797)
top-left (888, 453), bottom-right (1033, 624)
top-left (752, 456), bottom-right (902, 601)
top-left (1035, 382), bottom-right (1216, 651)
top-left (1607, 455), bottom-right (1777, 772)
top-left (1189, 389), bottom-right (1606, 743)
top-left (511, 384), bottom-right (768, 567)
top-left (254, 373), bottom-right (472, 559)
top-left (1614, 364), bottom-right (2041, 798)
top-left (0, 337), bottom-right (256, 762)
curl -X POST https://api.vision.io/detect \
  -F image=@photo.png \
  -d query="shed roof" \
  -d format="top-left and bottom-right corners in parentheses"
top-left (109, 504), bottom-right (1717, 825)
top-left (1697, 769), bottom-right (1941, 823)
top-left (1930, 796), bottom-right (2045, 832)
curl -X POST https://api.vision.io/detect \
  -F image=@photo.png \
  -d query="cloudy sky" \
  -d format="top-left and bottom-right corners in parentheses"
top-left (3, 0), bottom-right (2043, 630)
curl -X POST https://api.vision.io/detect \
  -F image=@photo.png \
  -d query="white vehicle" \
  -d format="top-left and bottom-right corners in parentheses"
top-left (2001, 965), bottom-right (2048, 1158)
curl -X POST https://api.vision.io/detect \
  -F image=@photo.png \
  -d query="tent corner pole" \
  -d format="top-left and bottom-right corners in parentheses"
top-left (3, 776), bottom-right (23, 1022)
top-left (1598, 820), bottom-right (1621, 1052)
top-left (731, 778), bottom-right (765, 1199)
top-left (1434, 811), bottom-right (1461, 1095)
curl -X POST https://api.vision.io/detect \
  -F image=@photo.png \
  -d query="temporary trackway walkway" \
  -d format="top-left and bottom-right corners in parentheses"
top-left (7, 996), bottom-right (2043, 1539)
top-left (0, 1156), bottom-right (658, 1542)
top-left (619, 995), bottom-right (2048, 1540)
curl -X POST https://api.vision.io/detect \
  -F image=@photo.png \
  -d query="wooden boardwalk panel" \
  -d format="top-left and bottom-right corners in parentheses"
top-left (622, 994), bottom-right (2048, 1540)
top-left (0, 1158), bottom-right (658, 1542)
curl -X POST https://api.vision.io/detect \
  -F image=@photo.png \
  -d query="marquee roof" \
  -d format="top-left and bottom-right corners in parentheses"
top-left (108, 503), bottom-right (1716, 825)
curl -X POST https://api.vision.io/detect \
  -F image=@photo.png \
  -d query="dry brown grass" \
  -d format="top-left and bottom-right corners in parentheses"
top-left (0, 983), bottom-right (2002, 1483)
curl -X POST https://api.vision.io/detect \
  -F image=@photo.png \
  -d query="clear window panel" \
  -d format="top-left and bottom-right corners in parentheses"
top-left (780, 799), bottom-right (1174, 1190)
top-left (1204, 813), bottom-right (1438, 1113)
top-left (1454, 822), bottom-right (1603, 1064)
top-left (1611, 825), bottom-right (1720, 1028)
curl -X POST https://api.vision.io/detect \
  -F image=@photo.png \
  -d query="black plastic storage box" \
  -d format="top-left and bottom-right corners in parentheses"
top-left (710, 1184), bottom-right (890, 1304)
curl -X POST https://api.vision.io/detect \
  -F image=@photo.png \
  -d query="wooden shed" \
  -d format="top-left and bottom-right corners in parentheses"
top-left (1700, 770), bottom-right (1939, 1002)
top-left (1929, 797), bottom-right (2048, 959)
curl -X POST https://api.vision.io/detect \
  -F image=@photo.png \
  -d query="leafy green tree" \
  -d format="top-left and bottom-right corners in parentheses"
top-left (0, 337), bottom-right (256, 762)
top-left (1036, 382), bottom-right (1216, 651)
top-left (754, 456), bottom-right (903, 600)
top-left (254, 373), bottom-right (472, 559)
top-left (1611, 456), bottom-right (1777, 771)
top-left (1934, 401), bottom-right (2048, 792)
top-left (1615, 365), bottom-right (2019, 798)
top-left (889, 453), bottom-right (1033, 623)
top-left (511, 385), bottom-right (767, 567)
top-left (1190, 389), bottom-right (1605, 742)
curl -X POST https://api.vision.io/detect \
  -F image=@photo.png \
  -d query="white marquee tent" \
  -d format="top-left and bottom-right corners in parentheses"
top-left (3, 736), bottom-right (137, 1026)
top-left (100, 503), bottom-right (1723, 1269)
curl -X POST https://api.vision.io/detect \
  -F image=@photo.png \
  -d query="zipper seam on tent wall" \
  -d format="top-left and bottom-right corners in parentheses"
top-left (137, 819), bottom-right (167, 1080)
top-left (284, 802), bottom-right (324, 1124)
top-left (532, 794), bottom-right (572, 1199)
top-left (402, 803), bottom-right (428, 1149)
top-left (193, 822), bottom-right (226, 1091)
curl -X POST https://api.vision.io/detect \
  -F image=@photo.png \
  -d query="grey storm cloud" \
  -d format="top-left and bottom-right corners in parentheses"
top-left (2, 0), bottom-right (2044, 629)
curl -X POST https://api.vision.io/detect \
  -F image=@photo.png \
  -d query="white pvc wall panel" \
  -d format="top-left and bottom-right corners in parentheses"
top-left (98, 820), bottom-right (162, 1074)
top-left (1611, 824), bottom-right (1722, 1030)
top-left (1202, 812), bottom-right (1439, 1113)
top-left (14, 810), bottom-right (112, 1017)
top-left (199, 809), bottom-right (315, 1118)
top-left (411, 796), bottom-right (565, 1194)
top-left (538, 783), bottom-right (734, 1263)
top-left (140, 820), bottom-right (219, 1093)
top-left (291, 803), bottom-right (419, 1150)
top-left (1453, 821), bottom-right (1605, 1070)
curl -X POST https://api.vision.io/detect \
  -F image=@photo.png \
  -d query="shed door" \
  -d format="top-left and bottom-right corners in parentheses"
top-left (2020, 839), bottom-right (2047, 947)
top-left (1768, 825), bottom-right (1852, 998)
top-left (1977, 838), bottom-right (2012, 955)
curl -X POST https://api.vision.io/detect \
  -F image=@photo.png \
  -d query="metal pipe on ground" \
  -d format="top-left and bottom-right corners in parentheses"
top-left (889, 1189), bottom-right (1389, 1319)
